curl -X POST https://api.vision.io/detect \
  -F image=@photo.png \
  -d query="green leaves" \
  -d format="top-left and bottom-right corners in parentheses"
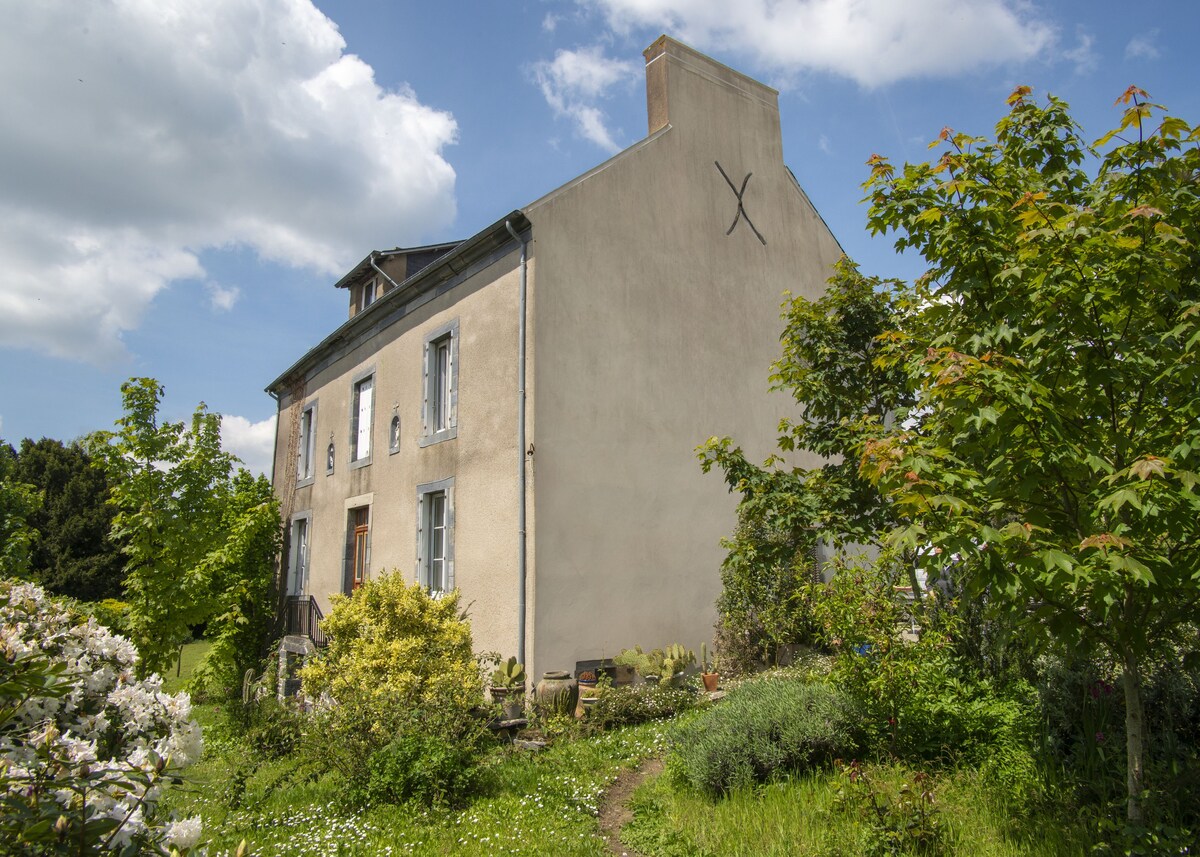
top-left (90, 378), bottom-right (281, 679)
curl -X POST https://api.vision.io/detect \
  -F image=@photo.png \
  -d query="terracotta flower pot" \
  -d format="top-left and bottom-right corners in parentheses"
top-left (701, 672), bottom-right (719, 692)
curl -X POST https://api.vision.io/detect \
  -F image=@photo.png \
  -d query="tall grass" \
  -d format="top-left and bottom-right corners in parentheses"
top-left (621, 763), bottom-right (1093, 857)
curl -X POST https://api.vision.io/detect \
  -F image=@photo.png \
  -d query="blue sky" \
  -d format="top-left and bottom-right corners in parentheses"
top-left (2, 0), bottom-right (1196, 475)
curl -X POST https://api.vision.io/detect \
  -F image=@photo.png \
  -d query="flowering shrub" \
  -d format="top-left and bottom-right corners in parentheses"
top-left (0, 579), bottom-right (203, 853)
top-left (589, 682), bottom-right (701, 729)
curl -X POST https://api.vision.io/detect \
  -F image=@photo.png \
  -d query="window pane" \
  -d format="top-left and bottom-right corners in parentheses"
top-left (355, 377), bottom-right (373, 460)
top-left (435, 340), bottom-right (450, 431)
top-left (423, 490), bottom-right (448, 592)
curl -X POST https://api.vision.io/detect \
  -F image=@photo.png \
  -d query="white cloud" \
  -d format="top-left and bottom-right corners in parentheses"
top-left (0, 0), bottom-right (458, 363)
top-left (206, 282), bottom-right (241, 312)
top-left (543, 12), bottom-right (560, 32)
top-left (220, 413), bottom-right (277, 477)
top-left (1063, 30), bottom-right (1098, 75)
top-left (1125, 31), bottom-right (1161, 61)
top-left (532, 46), bottom-right (640, 151)
top-left (818, 134), bottom-right (832, 155)
top-left (582, 0), bottom-right (1056, 87)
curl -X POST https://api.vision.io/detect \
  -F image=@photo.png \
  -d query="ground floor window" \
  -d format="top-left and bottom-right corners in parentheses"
top-left (417, 478), bottom-right (454, 594)
top-left (288, 514), bottom-right (310, 596)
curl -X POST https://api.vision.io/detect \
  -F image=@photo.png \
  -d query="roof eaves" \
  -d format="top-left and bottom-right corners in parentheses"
top-left (266, 212), bottom-right (528, 395)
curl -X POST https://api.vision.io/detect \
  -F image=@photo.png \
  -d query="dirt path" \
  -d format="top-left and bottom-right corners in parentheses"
top-left (597, 756), bottom-right (664, 857)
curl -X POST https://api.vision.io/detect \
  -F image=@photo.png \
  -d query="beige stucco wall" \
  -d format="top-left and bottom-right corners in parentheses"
top-left (524, 38), bottom-right (843, 676)
top-left (273, 251), bottom-right (529, 660)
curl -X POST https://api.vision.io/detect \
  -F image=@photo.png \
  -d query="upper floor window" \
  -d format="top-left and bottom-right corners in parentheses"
top-left (297, 401), bottom-right (317, 485)
top-left (420, 320), bottom-right (459, 446)
top-left (350, 369), bottom-right (374, 467)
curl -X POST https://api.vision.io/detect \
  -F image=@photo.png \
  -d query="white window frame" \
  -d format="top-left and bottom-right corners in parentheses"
top-left (416, 478), bottom-right (454, 595)
top-left (287, 512), bottom-right (312, 596)
top-left (360, 279), bottom-right (376, 312)
top-left (349, 367), bottom-right (375, 468)
top-left (420, 319), bottom-right (459, 447)
top-left (296, 400), bottom-right (318, 486)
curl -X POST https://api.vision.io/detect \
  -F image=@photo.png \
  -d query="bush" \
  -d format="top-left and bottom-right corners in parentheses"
top-left (353, 709), bottom-right (485, 807)
top-left (590, 682), bottom-right (701, 729)
top-left (670, 678), bottom-right (860, 796)
top-left (237, 695), bottom-right (305, 761)
top-left (79, 597), bottom-right (132, 635)
top-left (1034, 646), bottom-right (1200, 824)
top-left (807, 552), bottom-right (1040, 770)
top-left (0, 579), bottom-right (203, 853)
top-left (712, 505), bottom-right (822, 672)
top-left (298, 574), bottom-right (488, 807)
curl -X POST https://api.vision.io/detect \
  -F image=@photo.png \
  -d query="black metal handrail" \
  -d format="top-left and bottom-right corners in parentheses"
top-left (284, 595), bottom-right (327, 647)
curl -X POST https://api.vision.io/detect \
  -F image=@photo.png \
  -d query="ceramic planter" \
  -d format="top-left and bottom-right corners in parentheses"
top-left (535, 671), bottom-right (578, 717)
top-left (491, 685), bottom-right (525, 720)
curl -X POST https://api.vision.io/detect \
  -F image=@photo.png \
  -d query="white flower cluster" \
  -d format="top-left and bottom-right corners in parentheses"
top-left (0, 580), bottom-right (204, 853)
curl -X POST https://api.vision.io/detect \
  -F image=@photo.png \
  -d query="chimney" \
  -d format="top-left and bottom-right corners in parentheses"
top-left (643, 36), bottom-right (780, 136)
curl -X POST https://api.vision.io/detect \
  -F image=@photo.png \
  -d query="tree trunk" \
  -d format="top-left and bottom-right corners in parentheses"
top-left (1121, 646), bottom-right (1146, 824)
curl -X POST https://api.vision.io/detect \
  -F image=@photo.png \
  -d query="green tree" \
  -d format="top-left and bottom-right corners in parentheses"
top-left (189, 469), bottom-right (283, 693)
top-left (698, 260), bottom-right (916, 665)
top-left (859, 87), bottom-right (1200, 823)
top-left (13, 437), bottom-right (125, 601)
top-left (0, 442), bottom-right (40, 579)
top-left (90, 378), bottom-right (281, 681)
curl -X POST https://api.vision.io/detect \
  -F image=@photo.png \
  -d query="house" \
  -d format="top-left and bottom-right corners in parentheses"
top-left (266, 36), bottom-right (843, 679)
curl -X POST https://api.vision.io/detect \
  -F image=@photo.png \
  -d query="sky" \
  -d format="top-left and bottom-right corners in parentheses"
top-left (2, 0), bottom-right (1197, 476)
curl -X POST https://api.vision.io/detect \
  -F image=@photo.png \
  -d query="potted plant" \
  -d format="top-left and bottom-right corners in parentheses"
top-left (700, 642), bottom-right (719, 692)
top-left (661, 643), bottom-right (696, 686)
top-left (615, 645), bottom-right (661, 684)
top-left (615, 644), bottom-right (695, 685)
top-left (490, 656), bottom-right (526, 720)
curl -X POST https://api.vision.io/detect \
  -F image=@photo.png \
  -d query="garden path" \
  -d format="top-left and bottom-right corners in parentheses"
top-left (597, 756), bottom-right (664, 857)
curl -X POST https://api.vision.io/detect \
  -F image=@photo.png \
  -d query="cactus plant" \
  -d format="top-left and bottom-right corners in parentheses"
top-left (491, 656), bottom-right (526, 689)
top-left (662, 644), bottom-right (695, 680)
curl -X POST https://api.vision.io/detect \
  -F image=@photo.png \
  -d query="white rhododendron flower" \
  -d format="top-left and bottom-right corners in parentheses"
top-left (0, 580), bottom-right (205, 853)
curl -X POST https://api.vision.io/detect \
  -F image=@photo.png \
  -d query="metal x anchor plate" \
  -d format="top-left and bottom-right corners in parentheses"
top-left (715, 160), bottom-right (766, 245)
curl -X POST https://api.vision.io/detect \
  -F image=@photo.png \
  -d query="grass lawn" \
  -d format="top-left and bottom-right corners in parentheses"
top-left (167, 714), bottom-right (673, 856)
top-left (162, 639), bottom-right (212, 694)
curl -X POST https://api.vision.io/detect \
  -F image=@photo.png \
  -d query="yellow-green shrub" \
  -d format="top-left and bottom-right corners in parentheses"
top-left (298, 573), bottom-right (487, 805)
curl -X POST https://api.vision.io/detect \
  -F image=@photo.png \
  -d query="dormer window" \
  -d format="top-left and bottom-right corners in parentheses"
top-left (359, 280), bottom-right (376, 312)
